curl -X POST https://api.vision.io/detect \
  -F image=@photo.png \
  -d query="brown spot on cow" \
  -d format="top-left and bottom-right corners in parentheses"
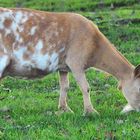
top-left (27, 45), bottom-right (35, 53)
top-left (3, 18), bottom-right (12, 28)
top-left (3, 33), bottom-right (15, 51)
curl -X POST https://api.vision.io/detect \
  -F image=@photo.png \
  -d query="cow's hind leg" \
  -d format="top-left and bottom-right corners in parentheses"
top-left (66, 61), bottom-right (99, 116)
top-left (58, 71), bottom-right (73, 113)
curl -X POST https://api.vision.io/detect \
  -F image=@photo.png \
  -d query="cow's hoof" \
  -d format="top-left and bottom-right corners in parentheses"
top-left (83, 108), bottom-right (99, 117)
top-left (120, 104), bottom-right (134, 114)
top-left (55, 106), bottom-right (74, 115)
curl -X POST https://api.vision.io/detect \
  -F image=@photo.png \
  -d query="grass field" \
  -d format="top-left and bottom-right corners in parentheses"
top-left (0, 0), bottom-right (140, 139)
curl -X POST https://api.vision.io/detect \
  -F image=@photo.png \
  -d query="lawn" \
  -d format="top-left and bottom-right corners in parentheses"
top-left (0, 0), bottom-right (140, 139)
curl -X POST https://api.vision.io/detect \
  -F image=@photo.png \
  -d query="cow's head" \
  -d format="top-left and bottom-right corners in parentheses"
top-left (120, 65), bottom-right (140, 113)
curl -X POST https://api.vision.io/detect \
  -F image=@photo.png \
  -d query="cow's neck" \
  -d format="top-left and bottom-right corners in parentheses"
top-left (92, 33), bottom-right (134, 81)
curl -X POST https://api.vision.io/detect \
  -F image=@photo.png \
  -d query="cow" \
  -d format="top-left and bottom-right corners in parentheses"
top-left (0, 8), bottom-right (140, 115)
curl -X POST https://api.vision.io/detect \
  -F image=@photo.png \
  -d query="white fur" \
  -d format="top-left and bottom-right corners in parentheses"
top-left (5, 29), bottom-right (11, 36)
top-left (0, 55), bottom-right (9, 73)
top-left (15, 11), bottom-right (23, 24)
top-left (49, 52), bottom-right (59, 71)
top-left (32, 40), bottom-right (59, 71)
top-left (35, 40), bottom-right (43, 51)
top-left (30, 26), bottom-right (37, 35)
top-left (33, 40), bottom-right (49, 70)
top-left (14, 11), bottom-right (28, 24)
top-left (13, 47), bottom-right (34, 71)
top-left (13, 40), bottom-right (59, 72)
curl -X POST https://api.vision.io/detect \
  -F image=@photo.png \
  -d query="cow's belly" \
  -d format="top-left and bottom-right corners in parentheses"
top-left (8, 63), bottom-right (48, 78)
top-left (7, 48), bottom-right (60, 78)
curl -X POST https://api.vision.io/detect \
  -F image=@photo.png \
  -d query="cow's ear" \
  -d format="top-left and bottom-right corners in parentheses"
top-left (134, 65), bottom-right (140, 78)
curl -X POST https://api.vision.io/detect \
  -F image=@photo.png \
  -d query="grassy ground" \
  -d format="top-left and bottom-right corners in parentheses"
top-left (0, 0), bottom-right (140, 139)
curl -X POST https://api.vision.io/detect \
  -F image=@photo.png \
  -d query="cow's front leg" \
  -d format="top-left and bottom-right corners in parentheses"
top-left (72, 71), bottom-right (99, 116)
top-left (58, 71), bottom-right (73, 113)
top-left (66, 58), bottom-right (99, 115)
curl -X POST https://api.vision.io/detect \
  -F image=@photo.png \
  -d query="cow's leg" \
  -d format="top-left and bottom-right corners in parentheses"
top-left (66, 61), bottom-right (98, 115)
top-left (58, 71), bottom-right (73, 113)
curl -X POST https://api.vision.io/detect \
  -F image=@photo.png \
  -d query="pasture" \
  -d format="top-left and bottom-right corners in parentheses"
top-left (0, 0), bottom-right (140, 139)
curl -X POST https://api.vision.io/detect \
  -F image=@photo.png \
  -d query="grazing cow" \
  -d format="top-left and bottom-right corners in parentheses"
top-left (0, 8), bottom-right (140, 115)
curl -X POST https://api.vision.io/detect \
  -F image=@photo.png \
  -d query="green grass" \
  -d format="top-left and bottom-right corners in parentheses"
top-left (0, 0), bottom-right (138, 11)
top-left (0, 0), bottom-right (140, 139)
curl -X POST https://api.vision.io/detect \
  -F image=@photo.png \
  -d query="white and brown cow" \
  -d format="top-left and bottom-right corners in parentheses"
top-left (0, 8), bottom-right (140, 115)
